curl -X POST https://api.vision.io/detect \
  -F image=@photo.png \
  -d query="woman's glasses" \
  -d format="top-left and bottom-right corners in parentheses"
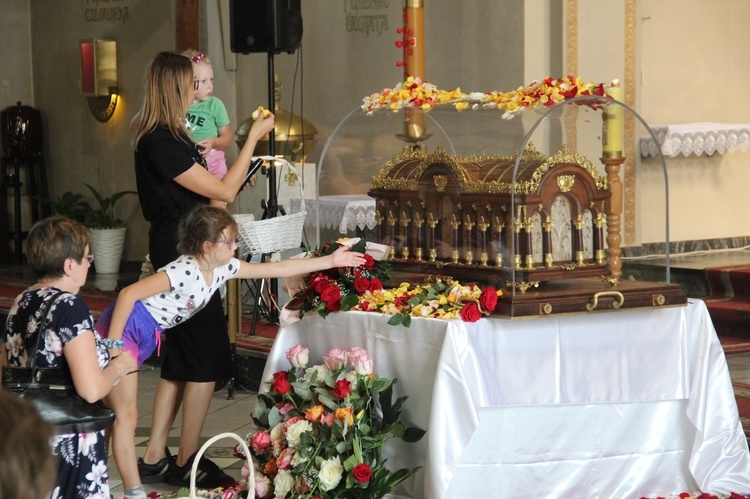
top-left (86, 253), bottom-right (95, 264)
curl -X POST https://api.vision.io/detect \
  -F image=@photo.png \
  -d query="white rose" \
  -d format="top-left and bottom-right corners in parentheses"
top-left (318, 456), bottom-right (344, 491)
top-left (274, 469), bottom-right (294, 497)
top-left (303, 364), bottom-right (329, 384)
top-left (286, 419), bottom-right (313, 448)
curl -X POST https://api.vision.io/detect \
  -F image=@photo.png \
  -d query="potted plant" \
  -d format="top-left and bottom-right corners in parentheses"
top-left (81, 182), bottom-right (136, 274)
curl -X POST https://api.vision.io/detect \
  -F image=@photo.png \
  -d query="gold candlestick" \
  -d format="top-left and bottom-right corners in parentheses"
top-left (413, 210), bottom-right (424, 261)
top-left (387, 210), bottom-right (397, 260)
top-left (463, 213), bottom-right (475, 265)
top-left (450, 214), bottom-right (461, 264)
top-left (478, 215), bottom-right (489, 267)
top-left (399, 210), bottom-right (411, 260)
top-left (493, 215), bottom-right (505, 267)
top-left (427, 212), bottom-right (438, 262)
top-left (602, 156), bottom-right (625, 283)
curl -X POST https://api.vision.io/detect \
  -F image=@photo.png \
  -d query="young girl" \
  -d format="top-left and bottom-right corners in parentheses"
top-left (96, 205), bottom-right (365, 497)
top-left (183, 50), bottom-right (245, 208)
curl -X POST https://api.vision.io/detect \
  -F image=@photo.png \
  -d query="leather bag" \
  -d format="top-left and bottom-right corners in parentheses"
top-left (2, 291), bottom-right (115, 434)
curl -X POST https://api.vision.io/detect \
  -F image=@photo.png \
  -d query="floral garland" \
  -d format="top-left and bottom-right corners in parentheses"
top-left (353, 276), bottom-right (500, 327)
top-left (238, 344), bottom-right (425, 498)
top-left (361, 75), bottom-right (608, 119)
top-left (286, 238), bottom-right (501, 327)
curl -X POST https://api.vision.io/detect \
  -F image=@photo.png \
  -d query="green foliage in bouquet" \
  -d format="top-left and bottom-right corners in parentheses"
top-left (244, 345), bottom-right (425, 498)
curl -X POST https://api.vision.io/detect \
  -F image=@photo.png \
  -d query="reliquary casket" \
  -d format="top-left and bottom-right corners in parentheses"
top-left (367, 145), bottom-right (686, 318)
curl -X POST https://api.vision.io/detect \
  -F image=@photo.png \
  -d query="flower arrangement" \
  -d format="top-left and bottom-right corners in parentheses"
top-left (240, 344), bottom-right (425, 498)
top-left (286, 238), bottom-right (501, 327)
top-left (286, 238), bottom-right (391, 319)
top-left (354, 276), bottom-right (500, 327)
top-left (361, 75), bottom-right (609, 119)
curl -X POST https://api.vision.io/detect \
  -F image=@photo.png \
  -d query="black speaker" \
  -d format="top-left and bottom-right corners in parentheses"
top-left (229, 0), bottom-right (302, 54)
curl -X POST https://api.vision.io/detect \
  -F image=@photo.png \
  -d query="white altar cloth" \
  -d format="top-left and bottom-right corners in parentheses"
top-left (287, 195), bottom-right (376, 234)
top-left (640, 122), bottom-right (750, 157)
top-left (261, 299), bottom-right (750, 498)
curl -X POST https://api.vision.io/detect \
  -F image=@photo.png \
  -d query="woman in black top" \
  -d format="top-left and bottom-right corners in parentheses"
top-left (130, 51), bottom-right (274, 490)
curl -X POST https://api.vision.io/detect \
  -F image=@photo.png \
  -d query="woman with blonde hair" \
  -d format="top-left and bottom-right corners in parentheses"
top-left (126, 51), bottom-right (274, 495)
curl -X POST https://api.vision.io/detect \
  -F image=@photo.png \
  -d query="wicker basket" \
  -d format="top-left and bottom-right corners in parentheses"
top-left (234, 157), bottom-right (306, 254)
top-left (175, 432), bottom-right (253, 499)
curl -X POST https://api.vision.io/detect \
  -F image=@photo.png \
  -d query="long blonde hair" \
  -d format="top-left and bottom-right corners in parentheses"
top-left (133, 51), bottom-right (194, 149)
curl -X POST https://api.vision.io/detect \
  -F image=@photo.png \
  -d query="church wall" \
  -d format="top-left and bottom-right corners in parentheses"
top-left (3, 0), bottom-right (750, 261)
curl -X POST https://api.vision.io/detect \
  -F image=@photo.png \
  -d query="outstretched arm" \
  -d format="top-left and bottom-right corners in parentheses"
top-left (235, 246), bottom-right (366, 280)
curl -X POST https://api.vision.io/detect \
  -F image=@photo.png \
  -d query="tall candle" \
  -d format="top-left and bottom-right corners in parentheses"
top-left (603, 81), bottom-right (623, 157)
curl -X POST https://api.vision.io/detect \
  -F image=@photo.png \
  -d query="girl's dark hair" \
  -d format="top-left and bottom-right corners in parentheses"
top-left (177, 205), bottom-right (238, 256)
top-left (25, 217), bottom-right (90, 279)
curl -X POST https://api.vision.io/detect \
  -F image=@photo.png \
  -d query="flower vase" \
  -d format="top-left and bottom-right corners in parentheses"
top-left (88, 227), bottom-right (126, 274)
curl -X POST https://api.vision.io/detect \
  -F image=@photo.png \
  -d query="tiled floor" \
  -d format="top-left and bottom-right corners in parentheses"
top-left (108, 368), bottom-right (261, 497)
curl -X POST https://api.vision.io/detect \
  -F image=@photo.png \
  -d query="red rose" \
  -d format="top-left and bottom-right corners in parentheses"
top-left (330, 379), bottom-right (351, 399)
top-left (352, 463), bottom-right (373, 483)
top-left (315, 278), bottom-right (332, 294)
top-left (363, 254), bottom-right (375, 270)
top-left (354, 277), bottom-right (370, 294)
top-left (325, 298), bottom-right (341, 311)
top-left (369, 277), bottom-right (383, 292)
top-left (320, 285), bottom-right (341, 304)
top-left (272, 371), bottom-right (292, 395)
top-left (479, 287), bottom-right (498, 314)
top-left (460, 302), bottom-right (482, 322)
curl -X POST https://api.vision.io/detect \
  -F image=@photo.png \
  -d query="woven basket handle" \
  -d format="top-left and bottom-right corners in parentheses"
top-left (188, 432), bottom-right (253, 499)
top-left (254, 156), bottom-right (305, 212)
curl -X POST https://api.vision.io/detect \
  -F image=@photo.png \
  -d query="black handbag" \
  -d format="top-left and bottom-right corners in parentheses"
top-left (2, 291), bottom-right (116, 434)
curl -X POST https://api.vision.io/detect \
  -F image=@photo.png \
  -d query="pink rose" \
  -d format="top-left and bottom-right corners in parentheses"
top-left (286, 344), bottom-right (309, 369)
top-left (348, 348), bottom-right (373, 375)
top-left (276, 447), bottom-right (294, 470)
top-left (323, 348), bottom-right (348, 370)
top-left (251, 430), bottom-right (271, 453)
top-left (254, 474), bottom-right (272, 498)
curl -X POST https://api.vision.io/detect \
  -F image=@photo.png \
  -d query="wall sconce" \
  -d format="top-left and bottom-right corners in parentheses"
top-left (80, 39), bottom-right (118, 122)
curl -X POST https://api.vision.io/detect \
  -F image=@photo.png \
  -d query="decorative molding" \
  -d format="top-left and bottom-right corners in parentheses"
top-left (623, 0), bottom-right (637, 246)
top-left (565, 0), bottom-right (579, 150)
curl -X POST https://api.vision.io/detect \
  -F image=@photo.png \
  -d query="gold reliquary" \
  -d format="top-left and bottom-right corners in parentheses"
top-left (368, 144), bottom-right (687, 317)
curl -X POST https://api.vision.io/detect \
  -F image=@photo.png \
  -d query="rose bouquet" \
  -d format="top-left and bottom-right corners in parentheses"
top-left (240, 344), bottom-right (425, 499)
top-left (286, 238), bottom-right (391, 319)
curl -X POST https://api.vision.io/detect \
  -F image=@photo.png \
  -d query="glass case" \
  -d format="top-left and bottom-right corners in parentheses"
top-left (314, 90), bottom-right (684, 317)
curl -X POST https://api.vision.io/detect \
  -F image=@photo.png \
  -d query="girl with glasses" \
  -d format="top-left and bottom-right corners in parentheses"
top-left (95, 205), bottom-right (365, 497)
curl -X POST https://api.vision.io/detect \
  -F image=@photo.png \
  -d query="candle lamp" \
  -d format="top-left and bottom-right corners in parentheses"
top-left (478, 214), bottom-right (490, 267)
top-left (602, 80), bottom-right (623, 158)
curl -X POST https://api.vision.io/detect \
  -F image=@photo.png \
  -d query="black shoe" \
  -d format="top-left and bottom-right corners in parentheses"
top-left (167, 450), bottom-right (234, 489)
top-left (137, 448), bottom-right (175, 484)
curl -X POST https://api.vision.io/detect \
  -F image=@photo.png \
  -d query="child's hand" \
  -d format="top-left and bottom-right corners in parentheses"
top-left (196, 138), bottom-right (215, 156)
top-left (331, 246), bottom-right (366, 268)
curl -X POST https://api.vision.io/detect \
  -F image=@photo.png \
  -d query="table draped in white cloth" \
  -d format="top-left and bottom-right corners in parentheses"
top-left (261, 299), bottom-right (750, 498)
top-left (287, 195), bottom-right (377, 234)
